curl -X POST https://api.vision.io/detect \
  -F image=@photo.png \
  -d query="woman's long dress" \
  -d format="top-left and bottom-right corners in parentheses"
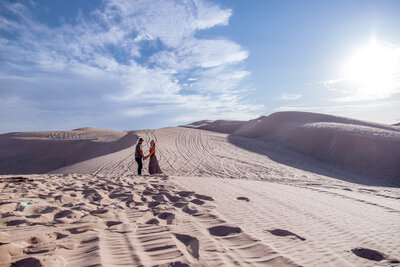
top-left (149, 152), bottom-right (162, 175)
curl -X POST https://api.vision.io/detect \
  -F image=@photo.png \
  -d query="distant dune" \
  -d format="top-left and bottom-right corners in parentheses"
top-left (185, 119), bottom-right (246, 134)
top-left (0, 128), bottom-right (138, 174)
top-left (185, 111), bottom-right (400, 179)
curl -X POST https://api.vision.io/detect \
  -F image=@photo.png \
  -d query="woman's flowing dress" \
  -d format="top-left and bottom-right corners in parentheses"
top-left (149, 154), bottom-right (162, 174)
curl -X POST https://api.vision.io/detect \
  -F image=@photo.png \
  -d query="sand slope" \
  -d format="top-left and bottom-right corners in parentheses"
top-left (186, 111), bottom-right (400, 181)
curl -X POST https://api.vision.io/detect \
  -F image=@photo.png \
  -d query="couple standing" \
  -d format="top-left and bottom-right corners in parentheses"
top-left (135, 138), bottom-right (163, 175)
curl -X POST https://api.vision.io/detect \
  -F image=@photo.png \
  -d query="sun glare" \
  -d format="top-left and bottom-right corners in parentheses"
top-left (343, 39), bottom-right (400, 96)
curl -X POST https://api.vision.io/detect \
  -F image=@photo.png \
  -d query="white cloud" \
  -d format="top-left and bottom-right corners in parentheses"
top-left (0, 0), bottom-right (263, 132)
top-left (276, 93), bottom-right (302, 101)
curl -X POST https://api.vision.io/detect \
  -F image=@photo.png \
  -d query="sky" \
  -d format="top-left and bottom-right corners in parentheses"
top-left (1, 0), bottom-right (400, 133)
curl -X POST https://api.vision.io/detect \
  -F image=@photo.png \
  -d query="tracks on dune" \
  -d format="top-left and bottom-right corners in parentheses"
top-left (88, 127), bottom-right (283, 179)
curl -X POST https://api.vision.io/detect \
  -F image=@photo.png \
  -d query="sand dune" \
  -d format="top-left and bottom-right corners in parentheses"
top-left (186, 111), bottom-right (400, 181)
top-left (0, 128), bottom-right (138, 174)
top-left (1, 113), bottom-right (400, 266)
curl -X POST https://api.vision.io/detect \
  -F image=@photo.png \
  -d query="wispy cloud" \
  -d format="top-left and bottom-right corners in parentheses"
top-left (0, 0), bottom-right (262, 132)
top-left (276, 93), bottom-right (302, 101)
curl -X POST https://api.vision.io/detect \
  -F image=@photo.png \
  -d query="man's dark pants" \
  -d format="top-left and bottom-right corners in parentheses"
top-left (135, 157), bottom-right (143, 175)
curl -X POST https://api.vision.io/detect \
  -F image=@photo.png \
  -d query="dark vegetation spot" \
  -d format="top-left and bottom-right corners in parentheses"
top-left (208, 225), bottom-right (241, 237)
top-left (351, 247), bottom-right (384, 261)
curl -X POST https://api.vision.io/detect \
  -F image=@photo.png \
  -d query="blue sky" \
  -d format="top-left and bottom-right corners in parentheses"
top-left (1, 0), bottom-right (399, 133)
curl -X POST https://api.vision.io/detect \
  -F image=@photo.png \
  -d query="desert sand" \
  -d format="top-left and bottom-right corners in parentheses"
top-left (1, 112), bottom-right (400, 266)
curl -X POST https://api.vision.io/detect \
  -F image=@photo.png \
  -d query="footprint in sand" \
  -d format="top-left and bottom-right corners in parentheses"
top-left (6, 219), bottom-right (27, 226)
top-left (106, 221), bottom-right (123, 227)
top-left (351, 247), bottom-right (384, 261)
top-left (176, 191), bottom-right (195, 198)
top-left (194, 194), bottom-right (214, 201)
top-left (190, 199), bottom-right (205, 205)
top-left (40, 206), bottom-right (58, 214)
top-left (237, 197), bottom-right (250, 202)
top-left (208, 225), bottom-right (241, 237)
top-left (56, 232), bottom-right (69, 240)
top-left (146, 218), bottom-right (160, 225)
top-left (54, 210), bottom-right (77, 221)
top-left (10, 257), bottom-right (42, 267)
top-left (168, 262), bottom-right (189, 267)
top-left (267, 229), bottom-right (306, 241)
top-left (181, 204), bottom-right (198, 215)
top-left (89, 209), bottom-right (109, 215)
top-left (157, 212), bottom-right (175, 224)
top-left (26, 233), bottom-right (58, 245)
top-left (173, 202), bottom-right (188, 208)
top-left (163, 193), bottom-right (183, 203)
top-left (67, 226), bottom-right (90, 234)
top-left (174, 233), bottom-right (199, 259)
top-left (24, 243), bottom-right (57, 255)
top-left (148, 201), bottom-right (161, 208)
top-left (152, 194), bottom-right (168, 203)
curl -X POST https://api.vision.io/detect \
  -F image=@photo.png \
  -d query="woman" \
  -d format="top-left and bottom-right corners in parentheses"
top-left (148, 140), bottom-right (163, 175)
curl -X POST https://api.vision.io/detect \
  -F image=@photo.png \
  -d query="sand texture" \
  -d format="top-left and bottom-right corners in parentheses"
top-left (185, 111), bottom-right (400, 180)
top-left (1, 112), bottom-right (400, 266)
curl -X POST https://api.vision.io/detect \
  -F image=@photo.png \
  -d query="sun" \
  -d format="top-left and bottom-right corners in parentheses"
top-left (343, 39), bottom-right (400, 96)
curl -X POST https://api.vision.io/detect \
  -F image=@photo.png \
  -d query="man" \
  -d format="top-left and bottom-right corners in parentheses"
top-left (135, 138), bottom-right (148, 175)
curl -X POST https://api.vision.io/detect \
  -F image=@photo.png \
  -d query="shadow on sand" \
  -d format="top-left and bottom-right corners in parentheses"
top-left (0, 131), bottom-right (139, 174)
top-left (227, 134), bottom-right (399, 188)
